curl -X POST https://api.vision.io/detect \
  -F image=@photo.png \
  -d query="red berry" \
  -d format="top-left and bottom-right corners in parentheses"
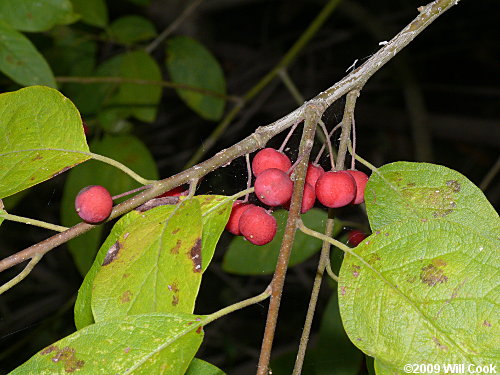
top-left (283, 182), bottom-right (316, 213)
top-left (347, 230), bottom-right (367, 246)
top-left (315, 171), bottom-right (356, 208)
top-left (75, 185), bottom-right (113, 224)
top-left (254, 168), bottom-right (293, 206)
top-left (225, 201), bottom-right (255, 235)
top-left (239, 206), bottom-right (277, 245)
top-left (252, 148), bottom-right (292, 176)
top-left (305, 163), bottom-right (324, 188)
top-left (157, 186), bottom-right (186, 198)
top-left (345, 170), bottom-right (369, 204)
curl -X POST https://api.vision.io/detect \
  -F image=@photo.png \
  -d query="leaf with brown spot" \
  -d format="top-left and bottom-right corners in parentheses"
top-left (339, 218), bottom-right (499, 371)
top-left (10, 313), bottom-right (204, 375)
top-left (365, 162), bottom-right (499, 238)
top-left (74, 209), bottom-right (144, 330)
top-left (91, 199), bottom-right (203, 322)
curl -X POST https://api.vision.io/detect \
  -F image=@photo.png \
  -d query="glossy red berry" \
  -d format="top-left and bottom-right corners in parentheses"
top-left (254, 168), bottom-right (293, 206)
top-left (225, 201), bottom-right (255, 235)
top-left (75, 185), bottom-right (113, 224)
top-left (315, 171), bottom-right (356, 208)
top-left (252, 148), bottom-right (292, 176)
top-left (345, 170), bottom-right (369, 204)
top-left (239, 206), bottom-right (277, 245)
top-left (283, 182), bottom-right (316, 213)
top-left (347, 230), bottom-right (367, 246)
top-left (157, 186), bottom-right (186, 198)
top-left (305, 163), bottom-right (324, 188)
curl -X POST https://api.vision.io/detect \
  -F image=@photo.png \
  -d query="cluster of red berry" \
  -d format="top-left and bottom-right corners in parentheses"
top-left (225, 148), bottom-right (369, 246)
top-left (73, 148), bottom-right (368, 247)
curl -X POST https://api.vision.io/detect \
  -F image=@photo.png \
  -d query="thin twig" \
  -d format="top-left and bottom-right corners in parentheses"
top-left (351, 113), bottom-right (357, 170)
top-left (292, 210), bottom-right (335, 374)
top-left (256, 104), bottom-right (323, 375)
top-left (314, 123), bottom-right (341, 165)
top-left (318, 121), bottom-right (336, 170)
top-left (244, 154), bottom-right (252, 202)
top-left (336, 90), bottom-right (360, 170)
top-left (0, 0), bottom-right (460, 275)
top-left (278, 122), bottom-right (300, 153)
top-left (145, 0), bottom-right (205, 54)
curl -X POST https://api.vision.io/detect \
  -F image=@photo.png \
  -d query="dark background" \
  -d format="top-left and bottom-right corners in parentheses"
top-left (0, 0), bottom-right (498, 373)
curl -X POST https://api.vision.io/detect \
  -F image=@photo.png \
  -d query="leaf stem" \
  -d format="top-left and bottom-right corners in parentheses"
top-left (0, 254), bottom-right (42, 295)
top-left (0, 213), bottom-right (68, 232)
top-left (89, 152), bottom-right (156, 185)
top-left (203, 285), bottom-right (272, 325)
top-left (298, 220), bottom-right (352, 254)
top-left (347, 142), bottom-right (379, 174)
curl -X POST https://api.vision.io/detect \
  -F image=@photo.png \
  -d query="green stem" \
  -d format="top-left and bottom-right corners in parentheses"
top-left (201, 187), bottom-right (255, 218)
top-left (347, 142), bottom-right (379, 174)
top-left (298, 220), bottom-right (352, 254)
top-left (0, 254), bottom-right (43, 295)
top-left (203, 285), bottom-right (272, 325)
top-left (184, 0), bottom-right (342, 168)
top-left (0, 213), bottom-right (68, 232)
top-left (89, 152), bottom-right (156, 185)
top-left (325, 259), bottom-right (339, 282)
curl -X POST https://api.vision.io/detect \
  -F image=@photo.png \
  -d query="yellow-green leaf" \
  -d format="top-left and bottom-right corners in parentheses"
top-left (0, 86), bottom-right (88, 198)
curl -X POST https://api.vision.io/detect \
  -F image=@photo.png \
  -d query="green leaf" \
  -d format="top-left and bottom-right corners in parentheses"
top-left (74, 209), bottom-right (142, 330)
top-left (73, 50), bottom-right (162, 123)
top-left (0, 23), bottom-right (57, 87)
top-left (61, 135), bottom-right (158, 275)
top-left (0, 86), bottom-right (87, 198)
top-left (315, 293), bottom-right (363, 375)
top-left (0, 0), bottom-right (77, 32)
top-left (196, 195), bottom-right (233, 271)
top-left (166, 36), bottom-right (226, 121)
top-left (223, 209), bottom-right (339, 275)
top-left (71, 0), bottom-right (108, 28)
top-left (365, 162), bottom-right (499, 237)
top-left (107, 15), bottom-right (157, 45)
top-left (10, 313), bottom-right (204, 374)
top-left (186, 358), bottom-right (226, 375)
top-left (338, 219), bottom-right (499, 371)
top-left (91, 199), bottom-right (204, 322)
